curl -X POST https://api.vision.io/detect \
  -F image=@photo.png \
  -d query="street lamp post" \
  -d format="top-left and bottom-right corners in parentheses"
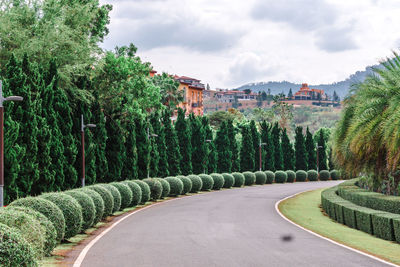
top-left (147, 127), bottom-right (158, 178)
top-left (81, 114), bottom-right (96, 187)
top-left (259, 140), bottom-right (267, 171)
top-left (0, 80), bottom-right (23, 207)
top-left (316, 145), bottom-right (323, 173)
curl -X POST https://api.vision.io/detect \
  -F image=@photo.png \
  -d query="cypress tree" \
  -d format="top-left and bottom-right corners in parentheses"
top-left (149, 123), bottom-right (160, 177)
top-left (203, 117), bottom-right (217, 174)
top-left (281, 128), bottom-right (294, 170)
top-left (294, 126), bottom-right (308, 171)
top-left (272, 123), bottom-right (283, 170)
top-left (250, 120), bottom-right (260, 171)
top-left (122, 121), bottom-right (138, 180)
top-left (105, 117), bottom-right (126, 181)
top-left (240, 124), bottom-right (255, 171)
top-left (226, 119), bottom-right (239, 172)
top-left (151, 112), bottom-right (169, 177)
top-left (305, 127), bottom-right (316, 170)
top-left (163, 111), bottom-right (181, 176)
top-left (175, 108), bottom-right (192, 175)
top-left (215, 121), bottom-right (232, 173)
top-left (260, 121), bottom-right (275, 171)
top-left (135, 117), bottom-right (150, 179)
top-left (190, 114), bottom-right (207, 174)
top-left (328, 147), bottom-right (335, 170)
top-left (318, 130), bottom-right (328, 170)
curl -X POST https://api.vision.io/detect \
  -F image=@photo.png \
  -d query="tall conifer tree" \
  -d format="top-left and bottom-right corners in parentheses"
top-left (151, 112), bottom-right (169, 177)
top-left (175, 108), bottom-right (192, 175)
top-left (281, 128), bottom-right (294, 170)
top-left (122, 121), bottom-right (138, 179)
top-left (135, 117), bottom-right (150, 179)
top-left (295, 126), bottom-right (308, 171)
top-left (163, 111), bottom-right (181, 176)
top-left (215, 121), bottom-right (232, 173)
top-left (203, 117), bottom-right (217, 174)
top-left (105, 117), bottom-right (126, 181)
top-left (149, 123), bottom-right (160, 177)
top-left (190, 114), bottom-right (207, 174)
top-left (250, 120), bottom-right (260, 171)
top-left (240, 124), bottom-right (255, 171)
top-left (260, 121), bottom-right (275, 171)
top-left (318, 130), bottom-right (328, 170)
top-left (272, 123), bottom-right (283, 170)
top-left (305, 127), bottom-right (316, 170)
top-left (226, 119), bottom-right (239, 172)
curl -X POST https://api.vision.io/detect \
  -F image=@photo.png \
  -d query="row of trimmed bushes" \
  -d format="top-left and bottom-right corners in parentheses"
top-left (321, 179), bottom-right (400, 243)
top-left (1, 169), bottom-right (340, 266)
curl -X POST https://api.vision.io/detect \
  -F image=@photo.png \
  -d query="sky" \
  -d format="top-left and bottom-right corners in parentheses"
top-left (99, 0), bottom-right (400, 89)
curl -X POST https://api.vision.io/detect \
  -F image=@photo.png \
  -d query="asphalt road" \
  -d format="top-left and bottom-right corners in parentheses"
top-left (80, 181), bottom-right (389, 267)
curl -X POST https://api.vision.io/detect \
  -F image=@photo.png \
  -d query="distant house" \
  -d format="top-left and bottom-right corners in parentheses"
top-left (294, 83), bottom-right (327, 100)
top-left (174, 75), bottom-right (205, 115)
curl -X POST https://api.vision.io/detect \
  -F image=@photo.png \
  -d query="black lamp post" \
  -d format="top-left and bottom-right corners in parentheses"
top-left (81, 114), bottom-right (96, 187)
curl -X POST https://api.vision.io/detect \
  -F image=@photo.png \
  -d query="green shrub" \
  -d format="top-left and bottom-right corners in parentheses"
top-left (0, 223), bottom-right (38, 267)
top-left (78, 188), bottom-right (104, 226)
top-left (393, 217), bottom-right (400, 243)
top-left (243, 172), bottom-right (256, 186)
top-left (319, 170), bottom-right (330, 181)
top-left (198, 174), bottom-right (214, 191)
top-left (342, 204), bottom-right (357, 229)
top-left (110, 182), bottom-right (133, 210)
top-left (330, 170), bottom-right (340, 180)
top-left (87, 185), bottom-right (114, 218)
top-left (0, 208), bottom-right (45, 258)
top-left (286, 170), bottom-right (296, 183)
top-left (255, 171), bottom-right (267, 184)
top-left (307, 170), bottom-right (318, 181)
top-left (232, 172), bottom-right (245, 187)
top-left (371, 213), bottom-right (397, 241)
top-left (9, 206), bottom-right (57, 256)
top-left (100, 184), bottom-right (122, 213)
top-left (210, 173), bottom-right (224, 190)
top-left (354, 207), bottom-right (377, 235)
top-left (274, 171), bottom-right (287, 183)
top-left (188, 175), bottom-right (203, 193)
top-left (222, 173), bottom-right (235, 188)
top-left (333, 201), bottom-right (345, 224)
top-left (133, 180), bottom-right (151, 204)
top-left (156, 178), bottom-right (171, 198)
top-left (165, 177), bottom-right (184, 196)
top-left (41, 192), bottom-right (83, 240)
top-left (177, 176), bottom-right (192, 194)
top-left (264, 171), bottom-right (274, 184)
top-left (122, 180), bottom-right (142, 207)
top-left (295, 170), bottom-right (307, 182)
top-left (65, 190), bottom-right (96, 231)
top-left (143, 178), bottom-right (163, 201)
top-left (9, 196), bottom-right (65, 242)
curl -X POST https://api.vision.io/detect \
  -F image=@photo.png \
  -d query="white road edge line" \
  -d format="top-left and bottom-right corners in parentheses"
top-left (275, 190), bottom-right (399, 267)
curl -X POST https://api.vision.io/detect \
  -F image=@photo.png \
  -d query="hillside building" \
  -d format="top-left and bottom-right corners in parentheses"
top-left (294, 83), bottom-right (327, 100)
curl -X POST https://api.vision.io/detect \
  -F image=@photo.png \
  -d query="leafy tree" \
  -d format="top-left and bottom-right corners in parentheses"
top-left (249, 120), bottom-right (260, 171)
top-left (281, 128), bottom-right (294, 170)
top-left (305, 127), bottom-right (316, 170)
top-left (135, 117), bottom-right (150, 179)
top-left (227, 120), bottom-right (240, 172)
top-left (152, 73), bottom-right (182, 112)
top-left (240, 124), bottom-right (255, 171)
top-left (294, 126), bottom-right (308, 171)
top-left (151, 112), bottom-right (169, 177)
top-left (190, 114), bottom-right (207, 174)
top-left (272, 123), bottom-right (283, 170)
top-left (215, 121), bottom-right (232, 173)
top-left (175, 108), bottom-right (192, 175)
top-left (163, 111), bottom-right (181, 176)
top-left (260, 121), bottom-right (275, 171)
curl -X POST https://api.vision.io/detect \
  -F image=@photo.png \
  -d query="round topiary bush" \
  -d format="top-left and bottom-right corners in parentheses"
top-left (198, 174), bottom-right (214, 191)
top-left (65, 190), bottom-right (96, 231)
top-left (255, 171), bottom-right (267, 185)
top-left (210, 173), bottom-right (224, 190)
top-left (41, 192), bottom-right (83, 240)
top-left (330, 170), bottom-right (340, 180)
top-left (0, 223), bottom-right (38, 267)
top-left (143, 178), bottom-right (163, 201)
top-left (222, 173), bottom-right (235, 188)
top-left (0, 208), bottom-right (46, 258)
top-left (110, 182), bottom-right (133, 210)
top-left (177, 176), bottom-right (192, 194)
top-left (187, 175), bottom-right (203, 193)
top-left (264, 171), bottom-right (275, 184)
top-left (165, 177), bottom-right (184, 196)
top-left (307, 170), bottom-right (318, 181)
top-left (285, 170), bottom-right (295, 183)
top-left (319, 170), bottom-right (330, 181)
top-left (122, 180), bottom-right (142, 207)
top-left (275, 171), bottom-right (287, 183)
top-left (156, 178), bottom-right (171, 199)
top-left (78, 188), bottom-right (104, 226)
top-left (100, 184), bottom-right (122, 213)
top-left (243, 172), bottom-right (256, 186)
top-left (232, 172), bottom-right (245, 187)
top-left (87, 185), bottom-right (114, 218)
top-left (9, 196), bottom-right (65, 242)
top-left (9, 206), bottom-right (57, 256)
top-left (295, 170), bottom-right (307, 182)
top-left (133, 180), bottom-right (151, 204)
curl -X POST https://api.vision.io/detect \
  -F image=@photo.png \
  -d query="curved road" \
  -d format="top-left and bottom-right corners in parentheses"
top-left (80, 181), bottom-right (389, 267)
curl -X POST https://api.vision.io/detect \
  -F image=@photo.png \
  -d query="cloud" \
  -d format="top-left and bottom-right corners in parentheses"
top-left (315, 27), bottom-right (358, 52)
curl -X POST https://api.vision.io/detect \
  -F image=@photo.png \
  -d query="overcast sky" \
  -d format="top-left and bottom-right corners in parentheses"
top-left (99, 0), bottom-right (400, 89)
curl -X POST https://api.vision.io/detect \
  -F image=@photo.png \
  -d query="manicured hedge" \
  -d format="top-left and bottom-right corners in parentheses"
top-left (110, 182), bottom-right (133, 210)
top-left (286, 170), bottom-right (295, 183)
top-left (295, 170), bottom-right (307, 182)
top-left (307, 170), bottom-right (318, 181)
top-left (157, 178), bottom-right (171, 199)
top-left (255, 171), bottom-right (267, 185)
top-left (41, 192), bottom-right (83, 240)
top-left (122, 180), bottom-right (142, 207)
top-left (65, 190), bottom-right (96, 231)
top-left (210, 173), bottom-right (224, 190)
top-left (222, 173), bottom-right (235, 188)
top-left (0, 223), bottom-right (38, 267)
top-left (133, 180), bottom-right (151, 204)
top-left (101, 184), bottom-right (122, 212)
top-left (79, 188), bottom-right (105, 226)
top-left (330, 170), bottom-right (340, 180)
top-left (177, 176), bottom-right (192, 194)
top-left (199, 174), bottom-right (214, 191)
top-left (165, 177), bottom-right (184, 196)
top-left (188, 175), bottom-right (203, 193)
top-left (232, 172), bottom-right (245, 187)
top-left (319, 170), bottom-right (330, 181)
top-left (243, 172), bottom-right (256, 186)
top-left (9, 196), bottom-right (66, 242)
top-left (274, 171), bottom-right (287, 183)
top-left (87, 185), bottom-right (114, 218)
top-left (143, 178), bottom-right (163, 201)
top-left (264, 171), bottom-right (274, 184)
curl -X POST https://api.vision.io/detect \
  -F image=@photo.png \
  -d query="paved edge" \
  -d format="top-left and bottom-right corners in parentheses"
top-left (275, 189), bottom-right (399, 267)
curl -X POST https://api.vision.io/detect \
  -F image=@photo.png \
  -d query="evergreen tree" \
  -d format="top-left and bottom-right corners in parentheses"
top-left (190, 114), bottom-right (207, 174)
top-left (163, 111), bottom-right (181, 176)
top-left (203, 117), bottom-right (217, 174)
top-left (328, 147), bottom-right (335, 170)
top-left (175, 108), bottom-right (192, 175)
top-left (105, 117), bottom-right (126, 181)
top-left (272, 123), bottom-right (283, 170)
top-left (215, 121), bottom-right (232, 173)
top-left (294, 126), bottom-right (308, 171)
top-left (318, 130), bottom-right (328, 170)
top-left (227, 119), bottom-right (240, 172)
top-left (149, 123), bottom-right (160, 177)
top-left (135, 117), bottom-right (150, 179)
top-left (249, 120), bottom-right (260, 171)
top-left (122, 121), bottom-right (138, 179)
top-left (281, 128), bottom-right (294, 170)
top-left (288, 88), bottom-right (293, 99)
top-left (240, 124), bottom-right (255, 171)
top-left (305, 127), bottom-right (316, 170)
top-left (151, 112), bottom-right (169, 177)
top-left (260, 121), bottom-right (275, 171)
